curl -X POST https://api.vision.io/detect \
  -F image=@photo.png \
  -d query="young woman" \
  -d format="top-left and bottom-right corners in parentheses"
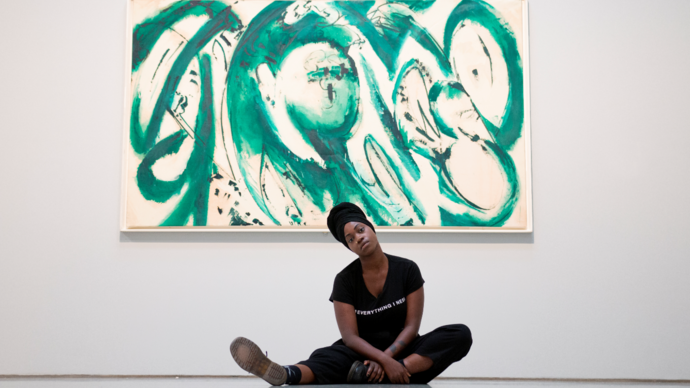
top-left (230, 202), bottom-right (472, 385)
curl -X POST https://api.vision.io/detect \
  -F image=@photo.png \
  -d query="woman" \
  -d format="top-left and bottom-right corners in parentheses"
top-left (230, 202), bottom-right (472, 385)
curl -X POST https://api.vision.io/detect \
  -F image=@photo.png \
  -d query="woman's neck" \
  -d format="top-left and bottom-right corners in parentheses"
top-left (360, 247), bottom-right (387, 273)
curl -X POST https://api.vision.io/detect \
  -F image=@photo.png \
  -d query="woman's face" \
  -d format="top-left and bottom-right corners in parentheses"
top-left (343, 221), bottom-right (379, 256)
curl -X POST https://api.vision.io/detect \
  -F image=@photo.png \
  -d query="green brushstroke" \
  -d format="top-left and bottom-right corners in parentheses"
top-left (395, 1), bottom-right (436, 12)
top-left (392, 59), bottom-right (439, 161)
top-left (286, 60), bottom-right (359, 139)
top-left (136, 130), bottom-right (188, 203)
top-left (363, 135), bottom-right (426, 224)
top-left (227, 2), bottom-right (444, 226)
top-left (361, 58), bottom-right (421, 181)
top-left (393, 61), bottom-right (520, 225)
top-left (444, 0), bottom-right (524, 150)
top-left (229, 208), bottom-right (252, 226)
top-left (227, 3), bottom-right (382, 224)
top-left (438, 140), bottom-right (519, 226)
top-left (428, 80), bottom-right (466, 140)
top-left (134, 54), bottom-right (216, 226)
top-left (130, 5), bottom-right (242, 155)
top-left (131, 1), bottom-right (229, 72)
top-left (160, 54), bottom-right (216, 226)
top-left (333, 2), bottom-right (451, 78)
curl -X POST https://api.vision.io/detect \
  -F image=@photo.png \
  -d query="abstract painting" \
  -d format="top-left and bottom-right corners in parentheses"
top-left (122, 0), bottom-right (531, 231)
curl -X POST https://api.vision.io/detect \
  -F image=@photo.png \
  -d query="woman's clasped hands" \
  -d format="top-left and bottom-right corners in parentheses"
top-left (364, 358), bottom-right (410, 384)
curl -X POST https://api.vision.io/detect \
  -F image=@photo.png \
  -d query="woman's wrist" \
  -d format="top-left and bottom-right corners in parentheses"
top-left (372, 351), bottom-right (393, 366)
top-left (380, 354), bottom-right (397, 367)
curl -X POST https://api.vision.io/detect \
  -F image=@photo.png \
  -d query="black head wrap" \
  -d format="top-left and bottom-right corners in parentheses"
top-left (327, 202), bottom-right (376, 249)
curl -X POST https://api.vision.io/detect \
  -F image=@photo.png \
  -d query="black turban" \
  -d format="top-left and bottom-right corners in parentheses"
top-left (326, 202), bottom-right (376, 249)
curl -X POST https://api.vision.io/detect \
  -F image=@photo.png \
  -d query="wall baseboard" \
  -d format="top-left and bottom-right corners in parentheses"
top-left (0, 375), bottom-right (688, 384)
top-left (435, 377), bottom-right (690, 384)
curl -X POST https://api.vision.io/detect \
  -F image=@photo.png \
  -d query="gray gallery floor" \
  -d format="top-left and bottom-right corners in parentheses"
top-left (0, 377), bottom-right (689, 388)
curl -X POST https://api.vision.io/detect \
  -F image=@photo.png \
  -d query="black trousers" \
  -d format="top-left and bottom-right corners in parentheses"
top-left (298, 324), bottom-right (472, 384)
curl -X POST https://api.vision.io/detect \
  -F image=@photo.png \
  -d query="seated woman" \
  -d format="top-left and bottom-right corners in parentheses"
top-left (230, 202), bottom-right (472, 385)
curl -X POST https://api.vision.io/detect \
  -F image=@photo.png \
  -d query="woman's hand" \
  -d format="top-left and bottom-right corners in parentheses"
top-left (383, 358), bottom-right (411, 384)
top-left (364, 360), bottom-right (384, 383)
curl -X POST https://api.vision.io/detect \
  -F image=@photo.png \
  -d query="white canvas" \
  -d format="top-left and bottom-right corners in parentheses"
top-left (122, 0), bottom-right (532, 231)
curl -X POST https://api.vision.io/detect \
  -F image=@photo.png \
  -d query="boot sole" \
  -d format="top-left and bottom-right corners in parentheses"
top-left (230, 337), bottom-right (286, 386)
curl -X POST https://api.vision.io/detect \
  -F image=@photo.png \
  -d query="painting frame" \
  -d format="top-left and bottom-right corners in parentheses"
top-left (120, 0), bottom-right (533, 233)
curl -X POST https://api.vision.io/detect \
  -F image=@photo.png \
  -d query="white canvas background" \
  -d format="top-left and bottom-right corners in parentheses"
top-left (123, 0), bottom-right (531, 230)
top-left (1, 0), bottom-right (689, 380)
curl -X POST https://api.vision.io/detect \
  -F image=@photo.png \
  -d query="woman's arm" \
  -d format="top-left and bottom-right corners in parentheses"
top-left (334, 301), bottom-right (410, 383)
top-left (384, 286), bottom-right (424, 359)
top-left (333, 301), bottom-right (389, 363)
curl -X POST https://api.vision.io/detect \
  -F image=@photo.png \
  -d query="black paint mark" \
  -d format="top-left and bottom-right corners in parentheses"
top-left (415, 127), bottom-right (435, 142)
top-left (190, 70), bottom-right (198, 76)
top-left (214, 188), bottom-right (219, 196)
top-left (220, 34), bottom-right (232, 46)
top-left (213, 40), bottom-right (228, 70)
top-left (173, 94), bottom-right (188, 113)
top-left (252, 218), bottom-right (264, 225)
top-left (404, 112), bottom-right (414, 122)
top-left (217, 207), bottom-right (223, 215)
top-left (476, 34), bottom-right (493, 84)
top-left (282, 170), bottom-right (307, 194)
top-left (151, 48), bottom-right (170, 82)
top-left (327, 83), bottom-right (334, 102)
top-left (169, 28), bottom-right (189, 42)
top-left (190, 79), bottom-right (199, 86)
top-left (208, 173), bottom-right (222, 182)
top-left (418, 100), bottom-right (440, 139)
top-left (340, 63), bottom-right (349, 78)
top-left (456, 126), bottom-right (481, 143)
top-left (264, 56), bottom-right (277, 65)
top-left (229, 208), bottom-right (252, 226)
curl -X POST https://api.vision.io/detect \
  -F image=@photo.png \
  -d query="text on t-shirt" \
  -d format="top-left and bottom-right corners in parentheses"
top-left (355, 297), bottom-right (406, 316)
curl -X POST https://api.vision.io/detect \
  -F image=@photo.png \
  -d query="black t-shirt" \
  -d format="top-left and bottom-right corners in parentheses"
top-left (329, 254), bottom-right (425, 350)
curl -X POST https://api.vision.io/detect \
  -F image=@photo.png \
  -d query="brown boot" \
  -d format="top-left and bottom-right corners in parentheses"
top-left (230, 337), bottom-right (287, 386)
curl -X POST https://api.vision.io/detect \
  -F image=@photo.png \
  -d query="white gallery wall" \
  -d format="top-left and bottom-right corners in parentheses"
top-left (1, 0), bottom-right (689, 380)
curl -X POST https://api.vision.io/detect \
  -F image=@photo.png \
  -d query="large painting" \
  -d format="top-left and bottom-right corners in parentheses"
top-left (122, 0), bottom-right (531, 231)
